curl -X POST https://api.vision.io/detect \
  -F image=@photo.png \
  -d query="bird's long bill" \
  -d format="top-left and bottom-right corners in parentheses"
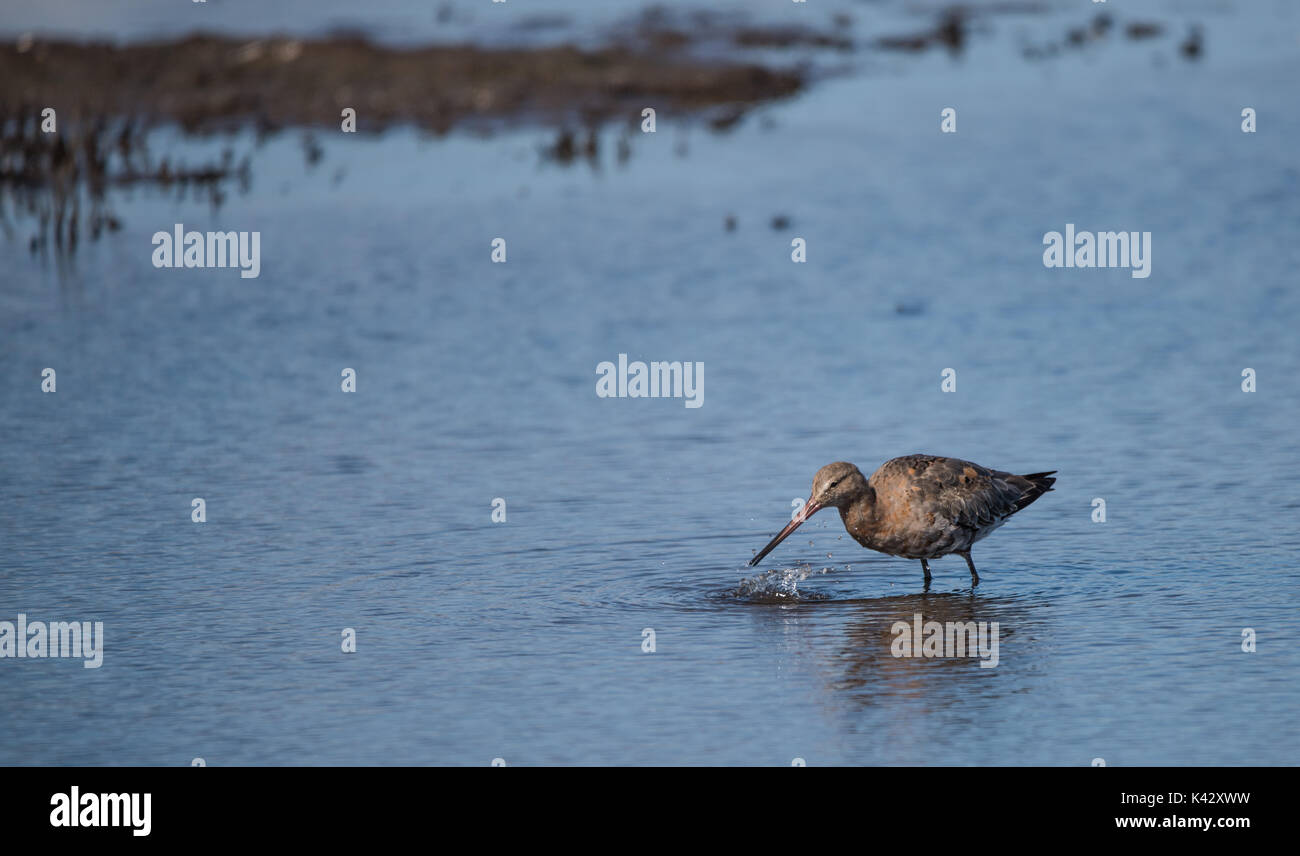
top-left (749, 499), bottom-right (822, 567)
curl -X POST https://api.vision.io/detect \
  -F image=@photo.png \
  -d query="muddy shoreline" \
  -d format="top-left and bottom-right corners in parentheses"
top-left (0, 23), bottom-right (825, 253)
top-left (0, 6), bottom-right (1203, 254)
top-left (1, 33), bottom-right (807, 136)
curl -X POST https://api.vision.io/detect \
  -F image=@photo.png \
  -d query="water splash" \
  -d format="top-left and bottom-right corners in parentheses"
top-left (731, 563), bottom-right (833, 602)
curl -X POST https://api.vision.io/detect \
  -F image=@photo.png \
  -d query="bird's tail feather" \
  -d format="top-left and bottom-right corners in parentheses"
top-left (1012, 471), bottom-right (1056, 512)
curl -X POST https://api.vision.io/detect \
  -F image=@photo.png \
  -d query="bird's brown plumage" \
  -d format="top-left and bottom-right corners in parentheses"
top-left (841, 455), bottom-right (1054, 559)
top-left (749, 454), bottom-right (1056, 584)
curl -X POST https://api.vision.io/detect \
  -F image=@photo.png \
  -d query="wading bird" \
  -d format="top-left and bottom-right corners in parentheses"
top-left (749, 455), bottom-right (1055, 586)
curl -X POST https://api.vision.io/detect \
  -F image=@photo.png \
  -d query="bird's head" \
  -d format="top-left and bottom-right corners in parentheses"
top-left (809, 461), bottom-right (869, 510)
top-left (749, 462), bottom-right (868, 567)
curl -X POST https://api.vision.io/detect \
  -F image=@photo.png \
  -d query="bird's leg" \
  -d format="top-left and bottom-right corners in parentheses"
top-left (959, 551), bottom-right (979, 586)
top-left (920, 558), bottom-right (932, 584)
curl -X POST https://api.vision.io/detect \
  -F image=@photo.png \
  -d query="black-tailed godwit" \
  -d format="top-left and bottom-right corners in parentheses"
top-left (749, 455), bottom-right (1056, 585)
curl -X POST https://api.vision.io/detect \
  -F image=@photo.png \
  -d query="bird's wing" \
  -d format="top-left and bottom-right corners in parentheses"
top-left (886, 455), bottom-right (1033, 532)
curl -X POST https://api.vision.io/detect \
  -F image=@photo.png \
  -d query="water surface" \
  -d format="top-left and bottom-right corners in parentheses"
top-left (2, 0), bottom-right (1298, 765)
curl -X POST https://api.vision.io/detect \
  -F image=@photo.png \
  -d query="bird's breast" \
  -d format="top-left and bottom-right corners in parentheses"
top-left (840, 494), bottom-right (966, 558)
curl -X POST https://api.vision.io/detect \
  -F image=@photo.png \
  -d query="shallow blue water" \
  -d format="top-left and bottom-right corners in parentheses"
top-left (2, 1), bottom-right (1299, 764)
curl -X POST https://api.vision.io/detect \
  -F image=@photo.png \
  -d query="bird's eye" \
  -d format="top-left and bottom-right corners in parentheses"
top-left (829, 479), bottom-right (840, 488)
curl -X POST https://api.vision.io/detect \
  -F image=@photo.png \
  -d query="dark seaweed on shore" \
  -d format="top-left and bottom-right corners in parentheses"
top-left (0, 35), bottom-right (805, 137)
top-left (1, 30), bottom-right (809, 253)
top-left (0, 5), bottom-right (1205, 256)
top-left (0, 104), bottom-right (249, 254)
